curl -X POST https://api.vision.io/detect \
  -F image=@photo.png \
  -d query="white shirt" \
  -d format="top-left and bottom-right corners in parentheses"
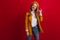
top-left (26, 10), bottom-right (42, 32)
top-left (31, 11), bottom-right (37, 27)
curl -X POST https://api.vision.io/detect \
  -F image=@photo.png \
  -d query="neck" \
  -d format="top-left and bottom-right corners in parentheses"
top-left (32, 11), bottom-right (34, 12)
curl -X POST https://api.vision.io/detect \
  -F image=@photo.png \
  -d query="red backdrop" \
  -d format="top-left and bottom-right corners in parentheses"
top-left (0, 0), bottom-right (59, 40)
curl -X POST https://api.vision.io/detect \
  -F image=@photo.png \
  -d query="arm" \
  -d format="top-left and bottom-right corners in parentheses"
top-left (39, 9), bottom-right (43, 22)
top-left (25, 12), bottom-right (30, 35)
top-left (39, 9), bottom-right (44, 33)
top-left (25, 12), bottom-right (29, 32)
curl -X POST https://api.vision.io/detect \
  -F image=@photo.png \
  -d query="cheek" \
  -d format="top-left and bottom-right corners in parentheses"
top-left (33, 7), bottom-right (37, 10)
top-left (34, 7), bottom-right (37, 9)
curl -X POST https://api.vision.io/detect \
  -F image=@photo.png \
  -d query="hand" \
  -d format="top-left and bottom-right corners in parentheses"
top-left (26, 31), bottom-right (29, 36)
top-left (38, 9), bottom-right (42, 16)
top-left (38, 9), bottom-right (42, 13)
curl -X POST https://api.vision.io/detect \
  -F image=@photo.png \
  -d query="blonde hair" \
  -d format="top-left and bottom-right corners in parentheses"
top-left (30, 1), bottom-right (39, 12)
top-left (31, 1), bottom-right (39, 8)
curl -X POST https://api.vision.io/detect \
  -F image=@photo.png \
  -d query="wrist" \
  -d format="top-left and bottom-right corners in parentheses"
top-left (40, 12), bottom-right (42, 16)
top-left (26, 29), bottom-right (28, 32)
top-left (39, 9), bottom-right (42, 16)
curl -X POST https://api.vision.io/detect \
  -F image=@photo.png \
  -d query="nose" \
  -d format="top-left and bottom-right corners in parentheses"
top-left (32, 6), bottom-right (35, 8)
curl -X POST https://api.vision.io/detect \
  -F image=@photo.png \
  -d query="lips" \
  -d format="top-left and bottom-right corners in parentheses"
top-left (32, 6), bottom-right (35, 8)
top-left (32, 7), bottom-right (34, 8)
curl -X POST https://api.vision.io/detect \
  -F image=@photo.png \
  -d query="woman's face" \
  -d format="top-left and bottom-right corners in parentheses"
top-left (32, 4), bottom-right (37, 11)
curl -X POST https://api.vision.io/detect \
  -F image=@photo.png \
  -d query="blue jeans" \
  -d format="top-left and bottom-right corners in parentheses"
top-left (27, 25), bottom-right (39, 40)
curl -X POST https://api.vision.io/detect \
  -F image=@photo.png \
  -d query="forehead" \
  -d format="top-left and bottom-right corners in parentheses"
top-left (33, 4), bottom-right (37, 7)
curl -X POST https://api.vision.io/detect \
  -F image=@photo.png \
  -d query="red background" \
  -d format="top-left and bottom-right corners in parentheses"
top-left (0, 0), bottom-right (59, 40)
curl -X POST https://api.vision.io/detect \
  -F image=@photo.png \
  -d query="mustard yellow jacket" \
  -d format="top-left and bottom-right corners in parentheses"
top-left (25, 12), bottom-right (43, 35)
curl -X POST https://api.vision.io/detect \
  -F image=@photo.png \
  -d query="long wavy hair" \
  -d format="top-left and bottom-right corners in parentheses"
top-left (30, 1), bottom-right (39, 13)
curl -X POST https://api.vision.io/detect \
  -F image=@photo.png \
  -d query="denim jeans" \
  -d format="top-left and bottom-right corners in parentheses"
top-left (27, 25), bottom-right (39, 40)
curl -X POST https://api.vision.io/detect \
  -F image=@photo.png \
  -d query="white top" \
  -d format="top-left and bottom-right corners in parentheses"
top-left (26, 10), bottom-right (42, 32)
top-left (31, 11), bottom-right (37, 27)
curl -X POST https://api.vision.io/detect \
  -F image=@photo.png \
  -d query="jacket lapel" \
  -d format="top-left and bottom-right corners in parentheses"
top-left (28, 12), bottom-right (40, 26)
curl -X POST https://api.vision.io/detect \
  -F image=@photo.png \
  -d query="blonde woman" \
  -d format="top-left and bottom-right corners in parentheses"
top-left (25, 1), bottom-right (43, 40)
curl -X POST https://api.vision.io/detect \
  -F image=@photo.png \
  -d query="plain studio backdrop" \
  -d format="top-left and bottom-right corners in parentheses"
top-left (0, 0), bottom-right (60, 40)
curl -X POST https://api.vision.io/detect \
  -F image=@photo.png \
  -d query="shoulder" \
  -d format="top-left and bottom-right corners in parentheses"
top-left (26, 12), bottom-right (30, 16)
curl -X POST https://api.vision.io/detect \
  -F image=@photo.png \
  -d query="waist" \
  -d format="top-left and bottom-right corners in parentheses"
top-left (32, 25), bottom-right (38, 28)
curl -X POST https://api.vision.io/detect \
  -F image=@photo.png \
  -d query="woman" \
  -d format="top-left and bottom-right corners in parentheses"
top-left (25, 1), bottom-right (43, 40)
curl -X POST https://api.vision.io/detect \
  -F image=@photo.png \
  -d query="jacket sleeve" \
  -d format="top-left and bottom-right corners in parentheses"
top-left (40, 16), bottom-right (43, 22)
top-left (38, 11), bottom-right (43, 22)
top-left (25, 12), bottom-right (29, 32)
top-left (38, 13), bottom-right (44, 33)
